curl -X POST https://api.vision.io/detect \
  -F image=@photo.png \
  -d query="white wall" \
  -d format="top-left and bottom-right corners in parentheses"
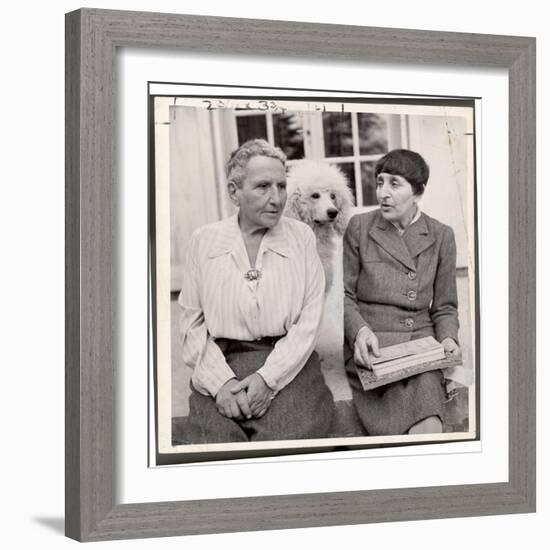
top-left (2, 1), bottom-right (546, 549)
top-left (409, 114), bottom-right (472, 269)
top-left (168, 106), bottom-right (222, 288)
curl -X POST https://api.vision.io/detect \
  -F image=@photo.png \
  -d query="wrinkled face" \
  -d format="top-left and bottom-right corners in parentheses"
top-left (229, 156), bottom-right (287, 232)
top-left (376, 172), bottom-right (419, 228)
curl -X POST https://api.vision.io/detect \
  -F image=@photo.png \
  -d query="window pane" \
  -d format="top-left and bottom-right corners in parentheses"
top-left (357, 113), bottom-right (389, 155)
top-left (237, 115), bottom-right (267, 144)
top-left (322, 112), bottom-right (353, 157)
top-left (333, 162), bottom-right (356, 203)
top-left (360, 161), bottom-right (377, 206)
top-left (273, 112), bottom-right (304, 160)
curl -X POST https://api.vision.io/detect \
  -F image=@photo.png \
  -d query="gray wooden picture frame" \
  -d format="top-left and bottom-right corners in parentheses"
top-left (65, 8), bottom-right (536, 542)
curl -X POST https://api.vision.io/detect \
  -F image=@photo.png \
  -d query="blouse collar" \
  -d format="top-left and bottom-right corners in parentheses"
top-left (208, 214), bottom-right (291, 259)
top-left (390, 206), bottom-right (422, 236)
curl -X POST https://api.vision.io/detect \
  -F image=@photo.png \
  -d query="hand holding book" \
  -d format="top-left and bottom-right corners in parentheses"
top-left (354, 326), bottom-right (381, 370)
top-left (355, 336), bottom-right (463, 391)
top-left (441, 337), bottom-right (461, 359)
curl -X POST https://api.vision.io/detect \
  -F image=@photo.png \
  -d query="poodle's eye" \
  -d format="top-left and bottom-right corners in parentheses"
top-left (311, 193), bottom-right (320, 199)
top-left (330, 193), bottom-right (336, 200)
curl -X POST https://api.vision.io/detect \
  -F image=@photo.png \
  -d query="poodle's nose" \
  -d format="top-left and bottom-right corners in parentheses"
top-left (327, 208), bottom-right (338, 219)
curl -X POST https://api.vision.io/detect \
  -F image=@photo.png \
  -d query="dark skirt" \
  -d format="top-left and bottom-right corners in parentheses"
top-left (184, 338), bottom-right (335, 444)
top-left (345, 359), bottom-right (446, 435)
top-left (344, 329), bottom-right (446, 436)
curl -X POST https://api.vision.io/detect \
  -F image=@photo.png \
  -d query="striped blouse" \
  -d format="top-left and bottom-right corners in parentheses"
top-left (178, 214), bottom-right (325, 398)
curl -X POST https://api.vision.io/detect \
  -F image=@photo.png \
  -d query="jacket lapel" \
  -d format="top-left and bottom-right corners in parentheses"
top-left (368, 213), bottom-right (416, 271)
top-left (403, 214), bottom-right (435, 259)
top-left (368, 212), bottom-right (435, 270)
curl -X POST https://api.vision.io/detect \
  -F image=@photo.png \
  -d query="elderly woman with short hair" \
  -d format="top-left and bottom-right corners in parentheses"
top-left (344, 149), bottom-right (461, 436)
top-left (178, 139), bottom-right (334, 443)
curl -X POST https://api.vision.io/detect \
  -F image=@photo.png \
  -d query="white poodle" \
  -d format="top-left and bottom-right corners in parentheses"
top-left (285, 160), bottom-right (354, 291)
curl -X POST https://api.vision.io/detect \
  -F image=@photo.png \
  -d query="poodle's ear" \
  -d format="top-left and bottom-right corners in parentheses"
top-left (334, 183), bottom-right (355, 236)
top-left (284, 188), bottom-right (301, 220)
top-left (285, 188), bottom-right (312, 226)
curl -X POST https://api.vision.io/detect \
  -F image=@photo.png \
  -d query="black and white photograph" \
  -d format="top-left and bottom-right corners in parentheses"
top-left (150, 86), bottom-right (478, 461)
top-left (4, 0), bottom-right (542, 546)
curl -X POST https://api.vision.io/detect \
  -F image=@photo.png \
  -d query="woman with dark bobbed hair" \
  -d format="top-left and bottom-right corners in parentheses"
top-left (343, 149), bottom-right (461, 435)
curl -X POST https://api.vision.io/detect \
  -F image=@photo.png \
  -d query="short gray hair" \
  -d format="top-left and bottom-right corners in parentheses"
top-left (226, 139), bottom-right (286, 188)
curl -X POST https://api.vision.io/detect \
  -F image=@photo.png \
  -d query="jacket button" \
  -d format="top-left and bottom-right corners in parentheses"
top-left (408, 271), bottom-right (417, 280)
top-left (405, 318), bottom-right (414, 328)
top-left (407, 290), bottom-right (417, 301)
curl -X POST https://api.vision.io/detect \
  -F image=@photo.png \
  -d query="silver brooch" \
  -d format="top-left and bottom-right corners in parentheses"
top-left (244, 269), bottom-right (262, 282)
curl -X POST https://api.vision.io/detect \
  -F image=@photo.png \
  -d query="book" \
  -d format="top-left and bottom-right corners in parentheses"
top-left (370, 336), bottom-right (445, 376)
top-left (355, 336), bottom-right (462, 391)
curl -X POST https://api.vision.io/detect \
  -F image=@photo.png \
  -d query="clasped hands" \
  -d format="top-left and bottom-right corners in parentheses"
top-left (354, 326), bottom-right (462, 371)
top-left (215, 373), bottom-right (274, 420)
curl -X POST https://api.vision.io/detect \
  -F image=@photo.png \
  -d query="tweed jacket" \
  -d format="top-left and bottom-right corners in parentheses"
top-left (343, 209), bottom-right (459, 356)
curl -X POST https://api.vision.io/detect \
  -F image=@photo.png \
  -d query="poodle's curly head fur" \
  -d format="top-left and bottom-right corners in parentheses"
top-left (284, 160), bottom-right (354, 236)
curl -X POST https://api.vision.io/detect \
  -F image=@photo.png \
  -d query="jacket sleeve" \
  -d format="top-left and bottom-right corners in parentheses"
top-left (256, 226), bottom-right (325, 393)
top-left (430, 225), bottom-right (460, 343)
top-left (343, 214), bottom-right (370, 349)
top-left (178, 231), bottom-right (237, 398)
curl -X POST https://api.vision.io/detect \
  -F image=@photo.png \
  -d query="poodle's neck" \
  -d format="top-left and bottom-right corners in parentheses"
top-left (313, 223), bottom-right (337, 239)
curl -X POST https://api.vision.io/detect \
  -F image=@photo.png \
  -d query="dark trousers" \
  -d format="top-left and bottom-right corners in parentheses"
top-left (184, 339), bottom-right (335, 444)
